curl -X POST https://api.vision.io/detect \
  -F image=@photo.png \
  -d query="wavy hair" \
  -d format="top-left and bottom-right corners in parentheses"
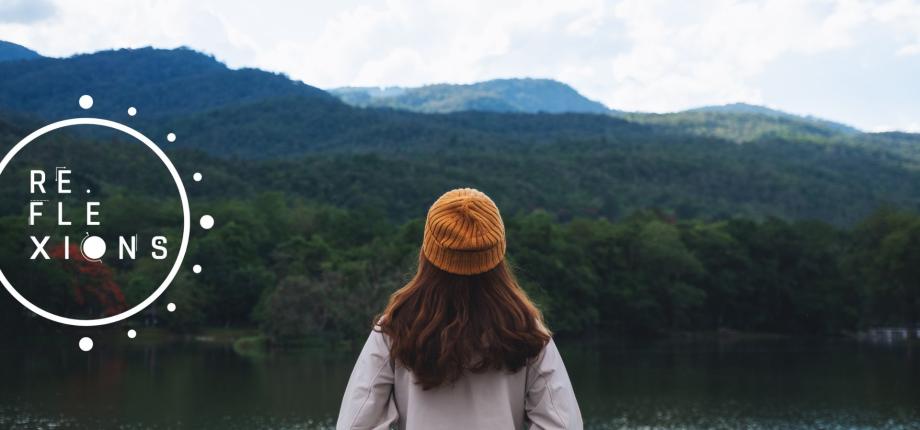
top-left (376, 252), bottom-right (550, 390)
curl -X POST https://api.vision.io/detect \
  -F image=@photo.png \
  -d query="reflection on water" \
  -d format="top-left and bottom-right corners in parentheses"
top-left (0, 335), bottom-right (918, 429)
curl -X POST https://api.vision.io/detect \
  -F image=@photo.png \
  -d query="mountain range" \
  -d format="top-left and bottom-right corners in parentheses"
top-left (329, 80), bottom-right (858, 142)
top-left (0, 41), bottom-right (861, 143)
top-left (0, 42), bottom-right (918, 224)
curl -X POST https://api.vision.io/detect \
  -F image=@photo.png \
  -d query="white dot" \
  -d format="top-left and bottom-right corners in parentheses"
top-left (167, 133), bottom-right (176, 143)
top-left (167, 303), bottom-right (176, 312)
top-left (81, 236), bottom-right (106, 260)
top-left (78, 337), bottom-right (93, 352)
top-left (127, 329), bottom-right (137, 339)
top-left (78, 95), bottom-right (93, 109)
top-left (127, 107), bottom-right (137, 116)
top-left (192, 264), bottom-right (202, 274)
top-left (199, 215), bottom-right (214, 230)
top-left (86, 189), bottom-right (91, 194)
top-left (193, 172), bottom-right (202, 182)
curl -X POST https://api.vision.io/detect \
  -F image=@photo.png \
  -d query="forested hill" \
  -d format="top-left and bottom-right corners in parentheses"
top-left (2, 108), bottom-right (920, 225)
top-left (327, 82), bottom-right (860, 143)
top-left (626, 103), bottom-right (861, 143)
top-left (690, 102), bottom-right (857, 133)
top-left (1, 44), bottom-right (920, 224)
top-left (0, 46), bottom-right (337, 120)
top-left (330, 78), bottom-right (613, 114)
top-left (0, 41), bottom-right (41, 62)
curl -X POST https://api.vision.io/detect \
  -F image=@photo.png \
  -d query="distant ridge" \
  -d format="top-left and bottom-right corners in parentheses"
top-left (689, 102), bottom-right (791, 116)
top-left (0, 41), bottom-right (41, 62)
top-left (331, 78), bottom-right (613, 114)
top-left (688, 102), bottom-right (859, 134)
top-left (331, 80), bottom-right (861, 141)
top-left (618, 102), bottom-right (860, 142)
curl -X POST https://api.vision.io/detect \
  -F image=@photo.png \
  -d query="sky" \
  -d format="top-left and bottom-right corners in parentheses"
top-left (0, 0), bottom-right (919, 131)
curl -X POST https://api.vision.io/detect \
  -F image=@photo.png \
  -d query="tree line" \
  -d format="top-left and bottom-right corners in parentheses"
top-left (204, 198), bottom-right (920, 341)
top-left (1, 193), bottom-right (918, 342)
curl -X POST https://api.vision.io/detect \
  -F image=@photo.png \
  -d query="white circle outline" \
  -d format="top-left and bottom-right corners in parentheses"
top-left (0, 118), bottom-right (190, 327)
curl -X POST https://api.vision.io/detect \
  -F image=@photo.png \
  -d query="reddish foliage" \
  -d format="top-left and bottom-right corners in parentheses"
top-left (49, 243), bottom-right (127, 317)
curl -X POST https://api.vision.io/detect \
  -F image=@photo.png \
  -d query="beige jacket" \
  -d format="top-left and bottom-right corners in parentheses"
top-left (336, 331), bottom-right (583, 430)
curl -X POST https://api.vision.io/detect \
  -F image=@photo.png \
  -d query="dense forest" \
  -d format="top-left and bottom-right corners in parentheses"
top-left (3, 187), bottom-right (918, 342)
top-left (0, 46), bottom-right (919, 343)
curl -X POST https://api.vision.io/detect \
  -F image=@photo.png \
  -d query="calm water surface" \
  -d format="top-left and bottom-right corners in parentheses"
top-left (1, 335), bottom-right (918, 429)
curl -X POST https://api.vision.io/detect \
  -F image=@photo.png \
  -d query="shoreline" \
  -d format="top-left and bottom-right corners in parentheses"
top-left (5, 326), bottom-right (915, 351)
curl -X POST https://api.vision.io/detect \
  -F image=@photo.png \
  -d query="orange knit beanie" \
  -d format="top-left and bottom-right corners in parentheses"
top-left (422, 188), bottom-right (506, 275)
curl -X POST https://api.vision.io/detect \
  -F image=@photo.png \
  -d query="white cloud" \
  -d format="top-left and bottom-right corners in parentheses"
top-left (0, 0), bottom-right (56, 24)
top-left (873, 0), bottom-right (920, 56)
top-left (261, 0), bottom-right (608, 87)
top-left (600, 0), bottom-right (874, 112)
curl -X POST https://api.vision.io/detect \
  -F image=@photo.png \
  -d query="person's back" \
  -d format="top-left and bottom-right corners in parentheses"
top-left (336, 188), bottom-right (583, 430)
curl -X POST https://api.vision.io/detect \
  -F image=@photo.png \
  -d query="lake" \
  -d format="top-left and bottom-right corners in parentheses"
top-left (0, 334), bottom-right (918, 429)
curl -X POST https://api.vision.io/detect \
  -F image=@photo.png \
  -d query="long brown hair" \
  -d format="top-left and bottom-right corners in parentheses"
top-left (377, 252), bottom-right (551, 390)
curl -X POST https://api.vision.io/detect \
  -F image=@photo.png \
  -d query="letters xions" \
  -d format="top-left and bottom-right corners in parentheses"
top-left (28, 235), bottom-right (169, 261)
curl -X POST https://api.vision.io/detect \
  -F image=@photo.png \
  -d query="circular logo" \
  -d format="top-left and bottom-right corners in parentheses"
top-left (0, 118), bottom-right (190, 327)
